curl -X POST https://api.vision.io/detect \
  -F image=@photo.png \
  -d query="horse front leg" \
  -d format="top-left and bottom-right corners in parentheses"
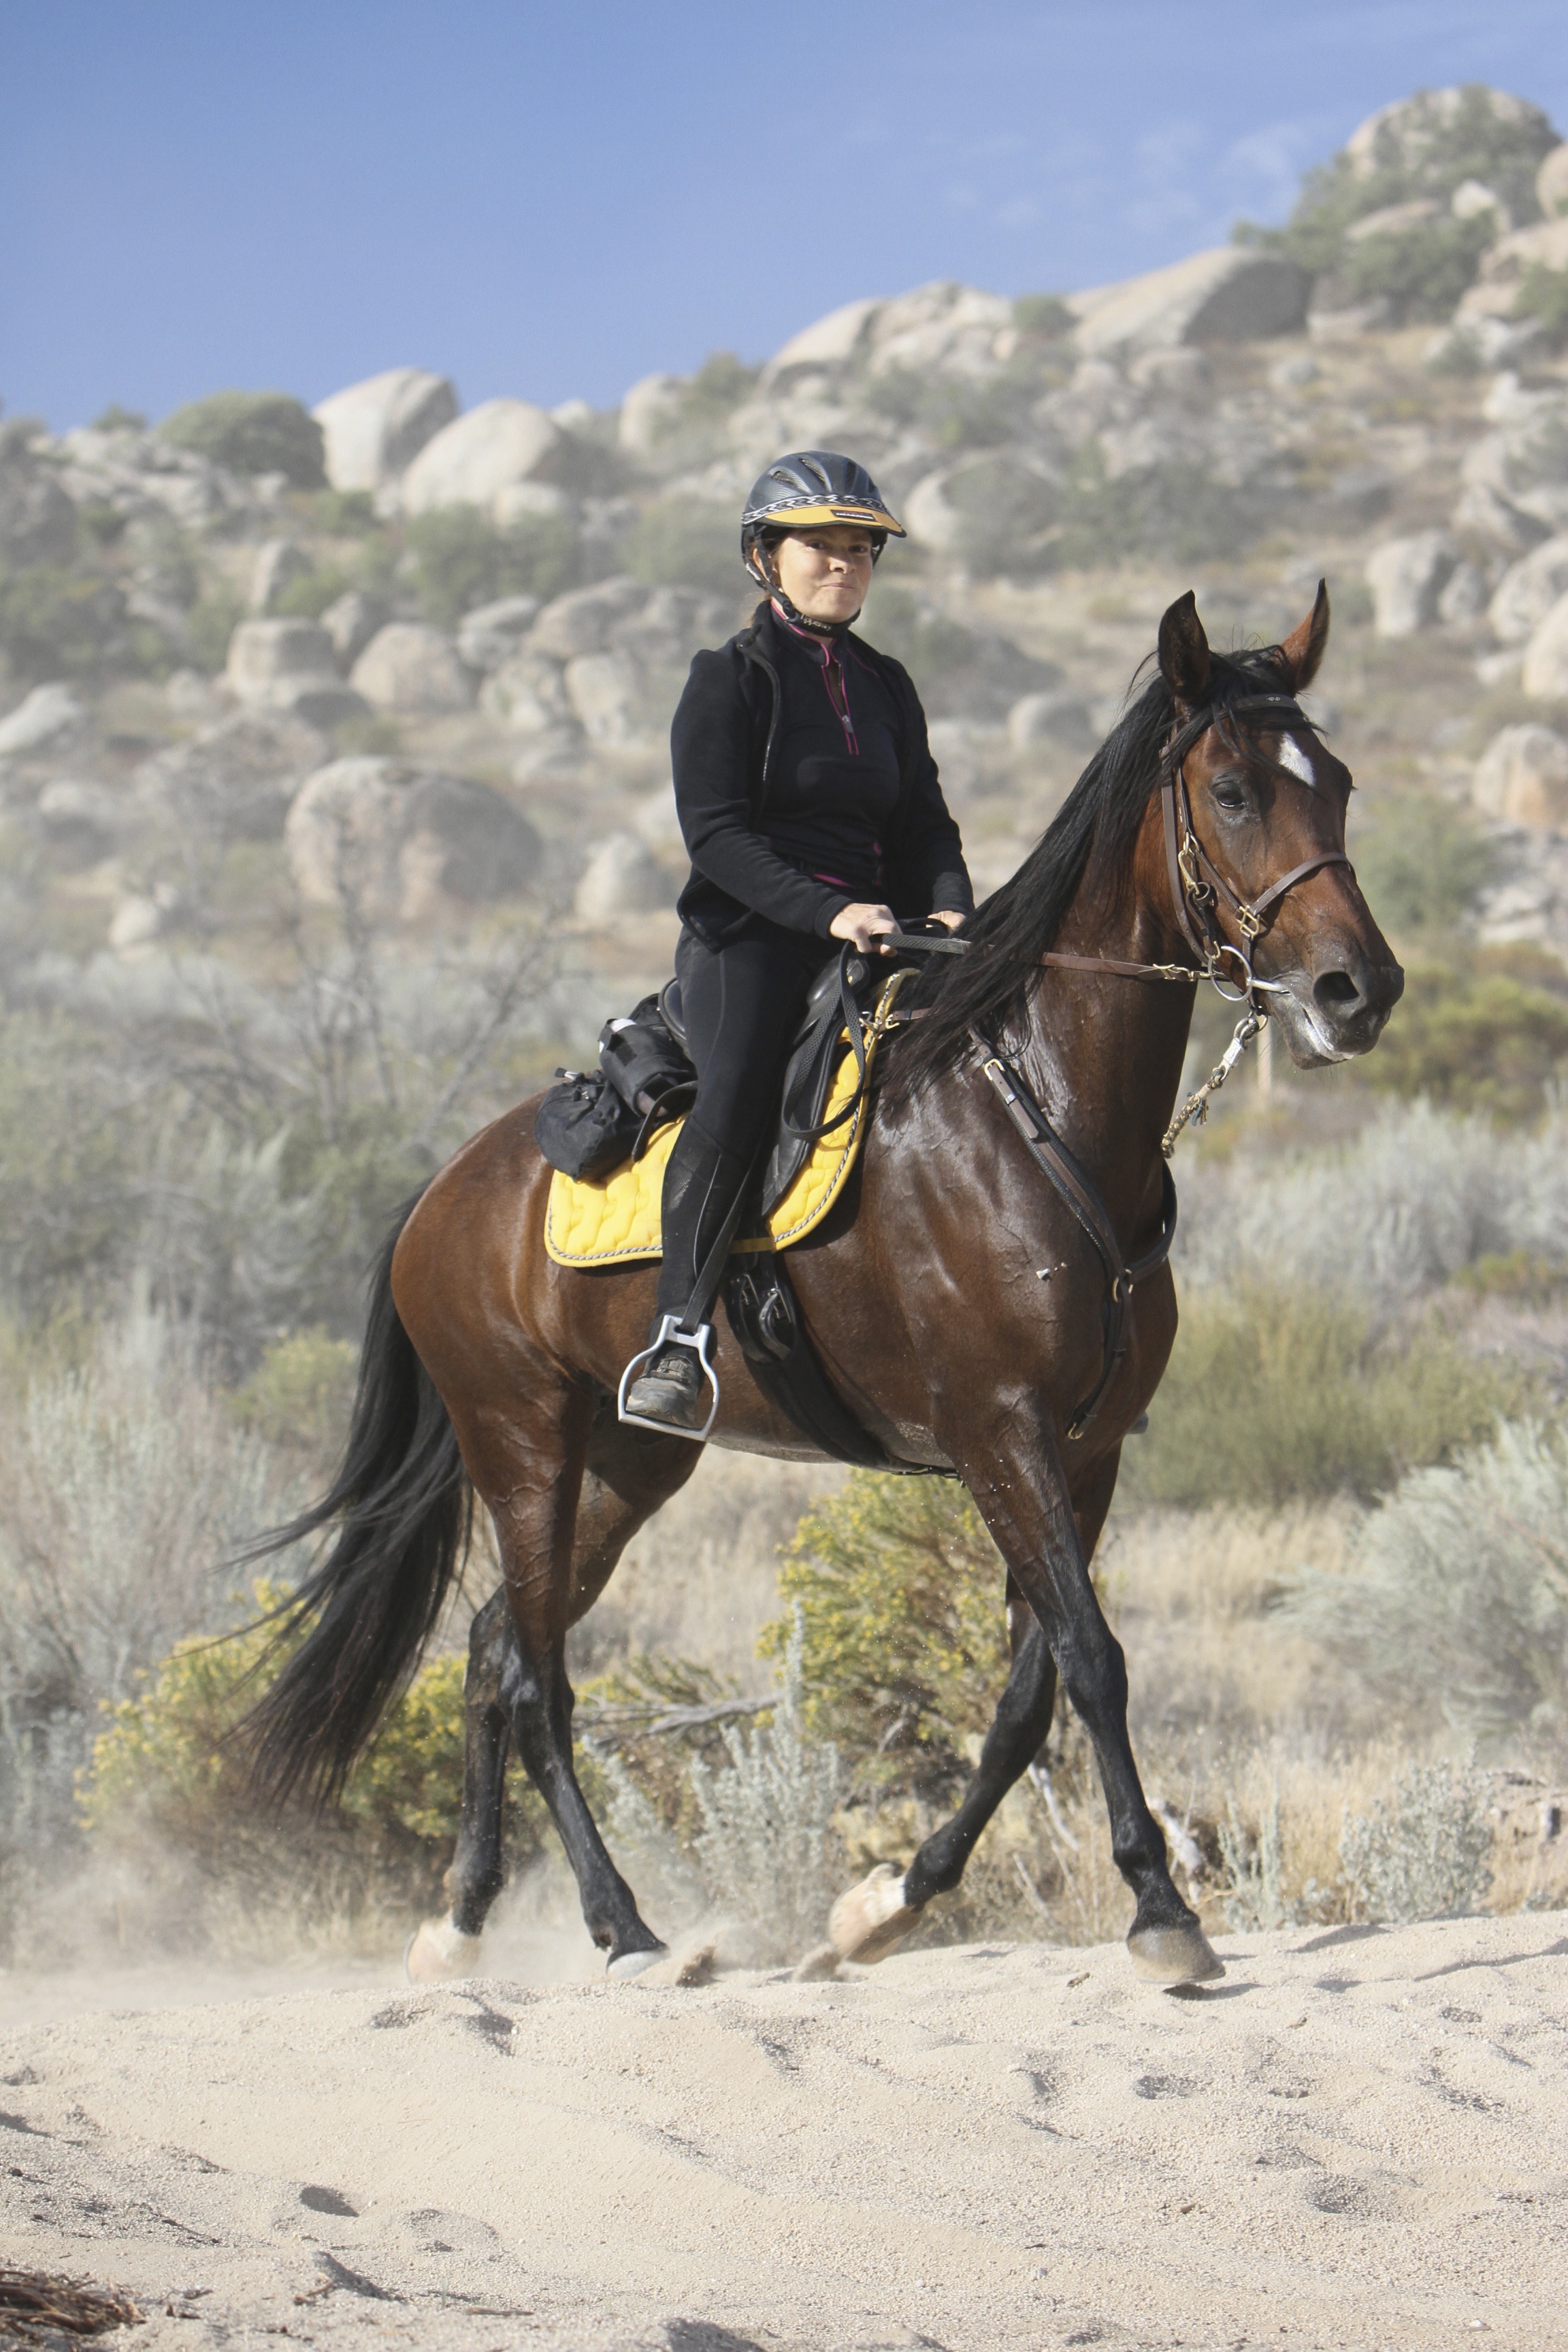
top-left (835, 1409), bottom-right (1216, 1982)
top-left (964, 1418), bottom-right (1218, 1982)
top-left (830, 1452), bottom-right (1122, 1966)
top-left (830, 1576), bottom-right (1062, 1964)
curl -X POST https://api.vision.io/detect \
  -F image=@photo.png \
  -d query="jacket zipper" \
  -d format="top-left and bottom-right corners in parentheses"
top-left (819, 644), bottom-right (859, 755)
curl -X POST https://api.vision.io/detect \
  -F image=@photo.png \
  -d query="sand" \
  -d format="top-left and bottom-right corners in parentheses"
top-left (1, 1912), bottom-right (1565, 2352)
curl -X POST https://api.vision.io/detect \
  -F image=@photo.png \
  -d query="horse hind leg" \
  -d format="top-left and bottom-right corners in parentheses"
top-left (829, 1578), bottom-right (1058, 1963)
top-left (413, 1403), bottom-right (702, 1979)
top-left (406, 1590), bottom-right (512, 1982)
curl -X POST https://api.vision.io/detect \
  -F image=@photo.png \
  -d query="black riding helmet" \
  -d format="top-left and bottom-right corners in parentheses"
top-left (740, 451), bottom-right (906, 634)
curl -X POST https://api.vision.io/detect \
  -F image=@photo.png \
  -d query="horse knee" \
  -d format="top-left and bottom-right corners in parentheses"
top-left (1058, 1627), bottom-right (1128, 1731)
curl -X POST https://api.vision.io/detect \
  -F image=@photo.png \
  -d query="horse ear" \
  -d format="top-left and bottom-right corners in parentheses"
top-left (1157, 590), bottom-right (1211, 712)
top-left (1279, 579), bottom-right (1330, 690)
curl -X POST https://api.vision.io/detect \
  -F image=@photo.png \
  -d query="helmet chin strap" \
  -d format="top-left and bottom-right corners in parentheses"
top-left (749, 553), bottom-right (860, 636)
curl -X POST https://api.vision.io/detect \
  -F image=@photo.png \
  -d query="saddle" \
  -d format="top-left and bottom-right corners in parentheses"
top-left (657, 947), bottom-right (887, 1216)
top-left (534, 945), bottom-right (891, 1207)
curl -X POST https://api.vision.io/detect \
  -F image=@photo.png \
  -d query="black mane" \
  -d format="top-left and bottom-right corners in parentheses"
top-left (885, 638), bottom-right (1300, 1096)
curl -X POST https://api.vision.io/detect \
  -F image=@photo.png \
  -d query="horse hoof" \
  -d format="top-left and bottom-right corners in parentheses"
top-left (405, 1914), bottom-right (482, 1984)
top-left (606, 1942), bottom-right (668, 1981)
top-left (1127, 1922), bottom-right (1224, 1984)
top-left (828, 1863), bottom-right (924, 1964)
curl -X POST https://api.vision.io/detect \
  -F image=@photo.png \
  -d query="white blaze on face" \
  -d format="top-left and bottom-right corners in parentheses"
top-left (1276, 732), bottom-right (1317, 789)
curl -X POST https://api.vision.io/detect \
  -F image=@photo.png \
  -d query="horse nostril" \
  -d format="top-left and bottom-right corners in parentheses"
top-left (1313, 968), bottom-right (1362, 1014)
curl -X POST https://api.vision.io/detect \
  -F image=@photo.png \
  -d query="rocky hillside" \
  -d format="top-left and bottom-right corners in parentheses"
top-left (4, 82), bottom-right (1568, 1091)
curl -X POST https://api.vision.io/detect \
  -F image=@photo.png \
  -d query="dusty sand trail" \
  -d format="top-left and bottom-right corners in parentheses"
top-left (1, 1912), bottom-right (1565, 2352)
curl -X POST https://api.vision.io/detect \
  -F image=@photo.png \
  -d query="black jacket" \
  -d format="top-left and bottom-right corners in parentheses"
top-left (672, 602), bottom-right (974, 945)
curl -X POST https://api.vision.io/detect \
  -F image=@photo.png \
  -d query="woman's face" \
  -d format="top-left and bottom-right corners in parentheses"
top-left (772, 524), bottom-right (877, 623)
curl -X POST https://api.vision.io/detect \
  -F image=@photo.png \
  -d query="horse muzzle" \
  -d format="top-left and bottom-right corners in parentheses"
top-left (1268, 953), bottom-right (1405, 1066)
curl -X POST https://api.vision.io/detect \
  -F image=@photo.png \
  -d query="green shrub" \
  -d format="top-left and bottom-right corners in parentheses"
top-left (1343, 214), bottom-right (1494, 322)
top-left (160, 391), bottom-right (327, 488)
top-left (687, 1616), bottom-right (845, 1963)
top-left (625, 353), bottom-right (757, 457)
top-left (0, 562), bottom-right (127, 683)
top-left (92, 404), bottom-right (147, 434)
top-left (868, 368), bottom-right (1037, 455)
top-left (1256, 85), bottom-right (1556, 277)
top-left (1340, 1760), bottom-right (1492, 1921)
top-left (1012, 293), bottom-right (1075, 341)
top-left (761, 1473), bottom-right (1009, 1799)
top-left (1290, 1417), bottom-right (1568, 1738)
top-left (670, 350), bottom-right (758, 434)
top-left (310, 488), bottom-right (379, 536)
top-left (622, 497), bottom-right (740, 598)
top-left (1124, 1282), bottom-right (1518, 1507)
top-left (185, 581), bottom-right (246, 672)
top-left (0, 1012), bottom-right (154, 1320)
top-left (1348, 791), bottom-right (1492, 940)
top-left (403, 504), bottom-right (576, 627)
top-left (272, 562), bottom-right (352, 621)
top-left (1515, 261), bottom-right (1568, 348)
top-left (84, 1590), bottom-right (551, 1919)
top-left (1054, 445), bottom-right (1262, 570)
top-left (232, 1327), bottom-right (358, 1459)
top-left (329, 710), bottom-right (404, 757)
top-left (1354, 944), bottom-right (1568, 1122)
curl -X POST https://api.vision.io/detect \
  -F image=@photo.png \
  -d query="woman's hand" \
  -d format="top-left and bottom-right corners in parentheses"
top-left (830, 900), bottom-right (900, 955)
top-left (928, 910), bottom-right (966, 932)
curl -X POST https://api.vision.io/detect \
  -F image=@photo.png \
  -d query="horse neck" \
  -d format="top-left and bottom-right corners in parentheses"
top-left (1017, 803), bottom-right (1199, 1213)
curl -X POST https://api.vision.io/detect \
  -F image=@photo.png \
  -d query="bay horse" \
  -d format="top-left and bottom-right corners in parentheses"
top-left (243, 586), bottom-right (1401, 1987)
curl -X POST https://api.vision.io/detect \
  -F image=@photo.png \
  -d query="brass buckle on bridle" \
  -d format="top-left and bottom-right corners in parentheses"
top-left (1177, 831), bottom-right (1204, 898)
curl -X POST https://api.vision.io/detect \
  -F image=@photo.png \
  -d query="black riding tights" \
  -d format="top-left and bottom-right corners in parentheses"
top-left (653, 920), bottom-right (832, 1323)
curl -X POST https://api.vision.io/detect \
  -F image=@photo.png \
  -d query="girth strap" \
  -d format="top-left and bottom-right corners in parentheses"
top-left (969, 1026), bottom-right (1177, 1442)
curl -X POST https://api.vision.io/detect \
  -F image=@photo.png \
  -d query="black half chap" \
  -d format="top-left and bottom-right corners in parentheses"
top-left (654, 920), bottom-right (830, 1323)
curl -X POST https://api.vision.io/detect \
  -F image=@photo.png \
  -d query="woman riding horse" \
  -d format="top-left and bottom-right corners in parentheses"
top-left (622, 450), bottom-right (973, 1431)
top-left (241, 576), bottom-right (1403, 1990)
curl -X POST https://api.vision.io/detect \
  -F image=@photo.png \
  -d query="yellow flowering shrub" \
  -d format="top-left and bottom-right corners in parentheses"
top-left (761, 1471), bottom-right (1011, 1800)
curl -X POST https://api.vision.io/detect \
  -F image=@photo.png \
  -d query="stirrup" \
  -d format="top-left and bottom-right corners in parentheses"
top-left (617, 1315), bottom-right (720, 1441)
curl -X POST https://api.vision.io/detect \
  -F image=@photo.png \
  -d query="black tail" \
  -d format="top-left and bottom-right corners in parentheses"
top-left (238, 1191), bottom-right (472, 1806)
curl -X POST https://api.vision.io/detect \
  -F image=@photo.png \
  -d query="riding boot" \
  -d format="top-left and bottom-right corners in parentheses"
top-left (622, 1119), bottom-right (751, 1431)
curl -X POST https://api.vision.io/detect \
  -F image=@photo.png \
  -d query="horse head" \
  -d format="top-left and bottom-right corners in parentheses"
top-left (1156, 585), bottom-right (1403, 1066)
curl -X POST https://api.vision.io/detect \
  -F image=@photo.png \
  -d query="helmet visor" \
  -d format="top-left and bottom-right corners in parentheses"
top-left (751, 499), bottom-right (905, 538)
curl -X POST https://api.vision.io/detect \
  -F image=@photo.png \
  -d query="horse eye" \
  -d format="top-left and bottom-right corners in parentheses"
top-left (1213, 785), bottom-right (1247, 813)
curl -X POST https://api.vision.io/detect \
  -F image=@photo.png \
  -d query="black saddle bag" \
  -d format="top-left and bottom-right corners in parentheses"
top-left (533, 994), bottom-right (697, 1179)
top-left (532, 1068), bottom-right (640, 1179)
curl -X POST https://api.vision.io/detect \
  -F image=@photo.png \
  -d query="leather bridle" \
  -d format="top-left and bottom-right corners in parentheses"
top-left (1040, 691), bottom-right (1353, 1008)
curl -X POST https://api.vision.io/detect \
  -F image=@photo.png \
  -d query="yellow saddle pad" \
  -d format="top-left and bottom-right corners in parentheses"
top-left (544, 969), bottom-right (911, 1268)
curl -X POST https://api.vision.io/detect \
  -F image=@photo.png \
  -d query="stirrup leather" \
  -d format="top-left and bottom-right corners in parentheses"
top-left (617, 1315), bottom-right (720, 1441)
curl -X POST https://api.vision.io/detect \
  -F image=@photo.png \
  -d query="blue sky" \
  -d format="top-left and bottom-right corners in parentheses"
top-left (4, 0), bottom-right (1566, 431)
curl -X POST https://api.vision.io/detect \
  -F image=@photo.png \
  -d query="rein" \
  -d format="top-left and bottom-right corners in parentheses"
top-left (970, 1031), bottom-right (1178, 1441)
top-left (962, 688), bottom-right (1350, 1439)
